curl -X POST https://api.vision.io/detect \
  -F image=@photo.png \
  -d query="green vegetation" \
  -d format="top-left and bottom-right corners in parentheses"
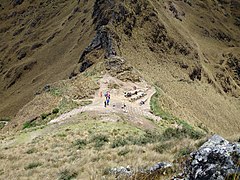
top-left (23, 120), bottom-right (37, 129)
top-left (90, 134), bottom-right (109, 149)
top-left (49, 87), bottom-right (62, 96)
top-left (24, 162), bottom-right (42, 170)
top-left (52, 108), bottom-right (60, 114)
top-left (58, 169), bottom-right (78, 180)
top-left (73, 139), bottom-right (87, 149)
top-left (150, 89), bottom-right (205, 140)
top-left (111, 137), bottom-right (128, 148)
top-left (41, 113), bottom-right (50, 120)
top-left (150, 90), bottom-right (174, 120)
top-left (162, 126), bottom-right (204, 141)
top-left (153, 142), bottom-right (173, 154)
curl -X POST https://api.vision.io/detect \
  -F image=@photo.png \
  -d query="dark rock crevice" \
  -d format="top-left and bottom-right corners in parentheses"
top-left (77, 0), bottom-right (118, 74)
top-left (79, 26), bottom-right (116, 63)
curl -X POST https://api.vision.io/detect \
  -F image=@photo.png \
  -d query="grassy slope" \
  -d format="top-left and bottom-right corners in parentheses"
top-left (0, 0), bottom-right (95, 118)
top-left (118, 0), bottom-right (240, 137)
top-left (0, 108), bottom-right (207, 179)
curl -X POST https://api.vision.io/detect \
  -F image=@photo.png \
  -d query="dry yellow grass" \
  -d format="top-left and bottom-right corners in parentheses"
top-left (0, 111), bottom-right (206, 179)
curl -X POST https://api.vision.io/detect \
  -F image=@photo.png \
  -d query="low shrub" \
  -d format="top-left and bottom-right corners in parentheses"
top-left (73, 139), bottom-right (87, 149)
top-left (58, 169), bottom-right (78, 180)
top-left (111, 137), bottom-right (128, 148)
top-left (126, 130), bottom-right (162, 146)
top-left (90, 134), bottom-right (109, 149)
top-left (154, 142), bottom-right (172, 154)
top-left (162, 126), bottom-right (204, 141)
top-left (52, 108), bottom-right (59, 114)
top-left (41, 113), bottom-right (50, 120)
top-left (24, 162), bottom-right (42, 170)
top-left (23, 121), bottom-right (37, 129)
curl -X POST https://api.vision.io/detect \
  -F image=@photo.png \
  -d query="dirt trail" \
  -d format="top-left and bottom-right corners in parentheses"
top-left (49, 74), bottom-right (161, 124)
top-left (0, 74), bottom-right (161, 149)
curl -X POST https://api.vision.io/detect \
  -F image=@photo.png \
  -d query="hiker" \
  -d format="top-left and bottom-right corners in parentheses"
top-left (103, 91), bottom-right (110, 106)
top-left (100, 91), bottom-right (102, 97)
top-left (104, 100), bottom-right (107, 107)
top-left (104, 91), bottom-right (110, 105)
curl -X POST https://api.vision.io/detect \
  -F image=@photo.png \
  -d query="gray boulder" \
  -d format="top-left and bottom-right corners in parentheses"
top-left (183, 135), bottom-right (240, 180)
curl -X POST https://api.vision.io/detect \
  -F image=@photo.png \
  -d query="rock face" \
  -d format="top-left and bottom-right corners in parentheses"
top-left (77, 0), bottom-right (117, 73)
top-left (105, 56), bottom-right (141, 82)
top-left (184, 135), bottom-right (240, 179)
top-left (79, 26), bottom-right (116, 63)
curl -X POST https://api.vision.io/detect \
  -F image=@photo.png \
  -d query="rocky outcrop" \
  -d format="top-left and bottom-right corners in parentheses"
top-left (105, 56), bottom-right (141, 82)
top-left (79, 26), bottom-right (116, 63)
top-left (77, 0), bottom-right (117, 73)
top-left (181, 135), bottom-right (240, 179)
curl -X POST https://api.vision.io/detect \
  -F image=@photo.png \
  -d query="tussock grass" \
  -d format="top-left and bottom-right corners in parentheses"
top-left (90, 134), bottom-right (109, 149)
top-left (23, 120), bottom-right (37, 129)
top-left (24, 162), bottom-right (42, 170)
top-left (58, 169), bottom-right (78, 180)
top-left (0, 112), bottom-right (207, 179)
top-left (73, 139), bottom-right (87, 149)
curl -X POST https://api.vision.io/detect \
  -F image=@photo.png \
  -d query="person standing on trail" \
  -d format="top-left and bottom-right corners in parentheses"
top-left (104, 91), bottom-right (111, 105)
top-left (103, 91), bottom-right (111, 107)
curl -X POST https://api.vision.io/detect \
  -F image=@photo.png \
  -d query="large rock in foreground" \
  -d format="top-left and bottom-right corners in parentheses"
top-left (184, 135), bottom-right (240, 180)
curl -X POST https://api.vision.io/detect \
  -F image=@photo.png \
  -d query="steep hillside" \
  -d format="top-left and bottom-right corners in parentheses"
top-left (0, 0), bottom-right (96, 117)
top-left (0, 1), bottom-right (240, 179)
top-left (0, 0), bottom-right (240, 137)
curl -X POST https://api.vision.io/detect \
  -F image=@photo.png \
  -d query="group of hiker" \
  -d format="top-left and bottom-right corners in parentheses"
top-left (100, 86), bottom-right (146, 109)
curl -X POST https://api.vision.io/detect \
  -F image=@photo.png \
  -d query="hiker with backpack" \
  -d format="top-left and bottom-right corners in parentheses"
top-left (104, 91), bottom-right (111, 107)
